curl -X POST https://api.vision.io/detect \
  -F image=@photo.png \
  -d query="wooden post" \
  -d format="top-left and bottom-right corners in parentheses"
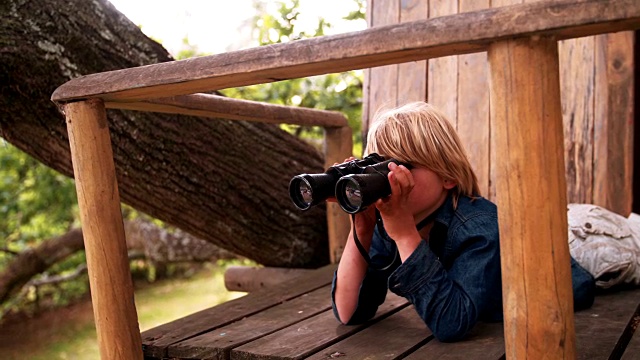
top-left (324, 126), bottom-right (353, 263)
top-left (65, 99), bottom-right (143, 360)
top-left (593, 32), bottom-right (635, 216)
top-left (488, 37), bottom-right (576, 359)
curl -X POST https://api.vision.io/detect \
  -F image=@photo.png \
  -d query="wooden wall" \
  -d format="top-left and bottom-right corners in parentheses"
top-left (363, 0), bottom-right (635, 216)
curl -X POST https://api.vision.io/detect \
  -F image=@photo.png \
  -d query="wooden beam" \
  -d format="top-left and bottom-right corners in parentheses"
top-left (593, 31), bottom-right (635, 216)
top-left (65, 99), bottom-right (143, 360)
top-left (106, 93), bottom-right (348, 128)
top-left (52, 0), bottom-right (640, 103)
top-left (489, 37), bottom-right (576, 359)
top-left (223, 266), bottom-right (314, 292)
top-left (324, 126), bottom-right (353, 263)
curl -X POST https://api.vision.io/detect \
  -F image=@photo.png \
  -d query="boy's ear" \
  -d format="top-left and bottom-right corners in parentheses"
top-left (443, 179), bottom-right (457, 190)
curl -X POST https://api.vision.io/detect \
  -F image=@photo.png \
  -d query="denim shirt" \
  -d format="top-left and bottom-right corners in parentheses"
top-left (331, 194), bottom-right (595, 342)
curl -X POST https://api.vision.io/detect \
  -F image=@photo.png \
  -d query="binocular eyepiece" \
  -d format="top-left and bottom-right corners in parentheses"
top-left (288, 153), bottom-right (410, 214)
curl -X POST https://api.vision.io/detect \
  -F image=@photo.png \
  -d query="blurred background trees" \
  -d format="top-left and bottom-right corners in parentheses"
top-left (0, 0), bottom-right (365, 321)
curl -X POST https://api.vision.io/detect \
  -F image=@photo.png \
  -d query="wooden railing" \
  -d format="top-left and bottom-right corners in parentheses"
top-left (51, 0), bottom-right (640, 359)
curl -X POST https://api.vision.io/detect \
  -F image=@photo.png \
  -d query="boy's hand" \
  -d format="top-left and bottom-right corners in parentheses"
top-left (376, 162), bottom-right (418, 242)
top-left (353, 204), bottom-right (377, 239)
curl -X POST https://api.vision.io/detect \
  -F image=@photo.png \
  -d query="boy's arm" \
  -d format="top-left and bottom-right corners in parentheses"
top-left (332, 225), bottom-right (397, 324)
top-left (389, 217), bottom-right (501, 342)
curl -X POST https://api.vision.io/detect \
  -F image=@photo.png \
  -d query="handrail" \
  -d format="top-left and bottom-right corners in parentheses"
top-left (106, 93), bottom-right (348, 128)
top-left (51, 0), bottom-right (640, 103)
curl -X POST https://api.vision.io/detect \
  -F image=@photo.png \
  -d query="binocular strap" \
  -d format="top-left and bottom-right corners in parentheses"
top-left (350, 211), bottom-right (436, 272)
top-left (350, 212), bottom-right (399, 272)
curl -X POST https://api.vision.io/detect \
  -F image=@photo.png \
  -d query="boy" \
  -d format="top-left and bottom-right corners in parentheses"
top-left (332, 101), bottom-right (595, 342)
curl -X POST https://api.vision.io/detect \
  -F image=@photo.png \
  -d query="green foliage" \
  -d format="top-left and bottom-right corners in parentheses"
top-left (175, 36), bottom-right (208, 60)
top-left (0, 0), bottom-right (367, 318)
top-left (0, 140), bottom-right (78, 262)
top-left (0, 141), bottom-right (86, 316)
top-left (221, 0), bottom-right (366, 156)
top-left (344, 0), bottom-right (366, 21)
top-left (0, 264), bottom-right (243, 359)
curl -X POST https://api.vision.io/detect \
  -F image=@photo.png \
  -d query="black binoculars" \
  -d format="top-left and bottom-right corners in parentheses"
top-left (288, 153), bottom-right (410, 214)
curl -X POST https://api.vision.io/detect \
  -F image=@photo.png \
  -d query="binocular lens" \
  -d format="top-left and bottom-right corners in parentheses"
top-left (336, 172), bottom-right (392, 214)
top-left (289, 177), bottom-right (314, 210)
top-left (299, 182), bottom-right (313, 204)
top-left (344, 181), bottom-right (363, 208)
top-left (288, 154), bottom-right (404, 213)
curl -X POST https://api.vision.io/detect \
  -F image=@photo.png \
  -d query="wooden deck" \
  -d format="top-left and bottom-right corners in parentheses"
top-left (141, 265), bottom-right (640, 360)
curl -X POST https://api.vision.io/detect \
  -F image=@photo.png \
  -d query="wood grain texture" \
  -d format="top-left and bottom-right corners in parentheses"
top-left (365, 0), bottom-right (429, 146)
top-left (457, 0), bottom-right (490, 198)
top-left (559, 36), bottom-right (596, 205)
top-left (230, 293), bottom-right (408, 360)
top-left (593, 31), bottom-right (635, 216)
top-left (223, 266), bottom-right (314, 292)
top-left (404, 322), bottom-right (504, 360)
top-left (167, 285), bottom-right (333, 359)
top-left (574, 289), bottom-right (640, 360)
top-left (488, 37), bottom-right (576, 359)
top-left (142, 285), bottom-right (640, 359)
top-left (107, 93), bottom-right (348, 127)
top-left (488, 0), bottom-right (522, 202)
top-left (428, 0), bottom-right (458, 124)
top-left (361, 0), bottom-right (374, 148)
top-left (65, 99), bottom-right (143, 360)
top-left (398, 0), bottom-right (428, 105)
top-left (52, 0), bottom-right (640, 102)
top-left (141, 264), bottom-right (337, 358)
top-left (305, 306), bottom-right (432, 360)
top-left (366, 0), bottom-right (399, 133)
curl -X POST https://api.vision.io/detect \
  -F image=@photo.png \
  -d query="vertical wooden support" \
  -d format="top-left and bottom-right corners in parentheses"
top-left (398, 0), bottom-right (428, 105)
top-left (324, 126), bottom-right (353, 263)
top-left (458, 0), bottom-right (490, 198)
top-left (427, 0), bottom-right (458, 123)
top-left (593, 32), bottom-right (635, 216)
top-left (488, 37), bottom-right (576, 359)
top-left (65, 99), bottom-right (143, 360)
top-left (364, 0), bottom-right (400, 142)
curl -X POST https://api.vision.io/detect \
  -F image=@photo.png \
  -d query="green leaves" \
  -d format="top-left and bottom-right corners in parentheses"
top-left (0, 140), bottom-right (77, 265)
top-left (223, 0), bottom-right (366, 156)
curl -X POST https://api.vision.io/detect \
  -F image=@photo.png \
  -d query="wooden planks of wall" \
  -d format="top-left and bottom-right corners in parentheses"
top-left (362, 0), bottom-right (635, 216)
top-left (593, 32), bottom-right (635, 216)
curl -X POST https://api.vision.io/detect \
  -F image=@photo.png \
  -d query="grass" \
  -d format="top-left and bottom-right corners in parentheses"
top-left (0, 263), bottom-right (246, 360)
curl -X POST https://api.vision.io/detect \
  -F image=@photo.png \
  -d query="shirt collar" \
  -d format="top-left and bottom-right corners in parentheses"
top-left (431, 193), bottom-right (455, 226)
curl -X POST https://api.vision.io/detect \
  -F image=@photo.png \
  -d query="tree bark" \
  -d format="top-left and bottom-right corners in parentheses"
top-left (0, 228), bottom-right (83, 304)
top-left (0, 220), bottom-right (237, 304)
top-left (0, 0), bottom-right (329, 267)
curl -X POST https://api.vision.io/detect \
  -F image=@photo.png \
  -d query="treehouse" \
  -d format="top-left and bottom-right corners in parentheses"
top-left (51, 0), bottom-right (640, 359)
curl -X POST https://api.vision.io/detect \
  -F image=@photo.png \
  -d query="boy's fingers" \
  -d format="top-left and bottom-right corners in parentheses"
top-left (333, 157), bottom-right (356, 167)
top-left (394, 167), bottom-right (411, 190)
top-left (399, 165), bottom-right (415, 191)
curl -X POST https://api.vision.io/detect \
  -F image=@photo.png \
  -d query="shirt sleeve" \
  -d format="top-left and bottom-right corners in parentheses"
top-left (388, 214), bottom-right (502, 342)
top-left (331, 226), bottom-right (401, 325)
top-left (570, 256), bottom-right (595, 310)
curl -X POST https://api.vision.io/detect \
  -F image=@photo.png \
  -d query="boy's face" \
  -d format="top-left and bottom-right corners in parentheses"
top-left (407, 166), bottom-right (454, 220)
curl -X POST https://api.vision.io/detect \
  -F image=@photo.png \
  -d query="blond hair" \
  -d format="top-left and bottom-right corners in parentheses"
top-left (365, 102), bottom-right (480, 208)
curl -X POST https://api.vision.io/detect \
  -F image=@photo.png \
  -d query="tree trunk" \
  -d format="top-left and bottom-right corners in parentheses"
top-left (0, 228), bottom-right (83, 304)
top-left (0, 219), bottom-right (236, 304)
top-left (123, 219), bottom-right (237, 263)
top-left (0, 0), bottom-right (329, 267)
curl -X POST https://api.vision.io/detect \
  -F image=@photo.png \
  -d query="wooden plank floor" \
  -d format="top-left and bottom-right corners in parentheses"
top-left (141, 265), bottom-right (338, 358)
top-left (142, 265), bottom-right (640, 360)
top-left (575, 288), bottom-right (640, 360)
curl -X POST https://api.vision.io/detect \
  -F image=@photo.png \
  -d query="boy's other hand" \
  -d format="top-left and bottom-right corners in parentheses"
top-left (376, 162), bottom-right (418, 241)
